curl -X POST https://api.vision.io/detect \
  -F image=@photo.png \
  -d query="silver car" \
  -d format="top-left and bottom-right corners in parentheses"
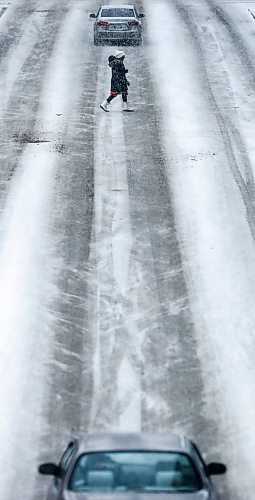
top-left (90, 4), bottom-right (145, 45)
top-left (39, 433), bottom-right (227, 499)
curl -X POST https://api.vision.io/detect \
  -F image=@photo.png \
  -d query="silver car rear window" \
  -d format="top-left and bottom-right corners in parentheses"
top-left (69, 451), bottom-right (203, 493)
top-left (101, 8), bottom-right (135, 17)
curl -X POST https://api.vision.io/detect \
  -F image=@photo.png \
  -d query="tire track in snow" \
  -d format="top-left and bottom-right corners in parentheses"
top-left (0, 2), bottom-right (95, 499)
top-left (157, 5), bottom-right (255, 496)
top-left (175, 0), bottom-right (255, 240)
top-left (123, 31), bottom-right (211, 442)
top-left (0, 8), bottom-right (67, 212)
top-left (145, 1), bottom-right (255, 498)
top-left (40, 14), bottom-right (98, 461)
top-left (0, 0), bottom-right (26, 59)
top-left (88, 23), bottom-right (210, 445)
top-left (88, 49), bottom-right (143, 433)
top-left (0, 0), bottom-right (42, 62)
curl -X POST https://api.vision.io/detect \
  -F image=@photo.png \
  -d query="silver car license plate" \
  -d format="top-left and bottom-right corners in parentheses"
top-left (108, 23), bottom-right (127, 31)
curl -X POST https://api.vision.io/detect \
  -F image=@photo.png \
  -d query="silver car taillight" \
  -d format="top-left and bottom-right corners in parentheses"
top-left (97, 21), bottom-right (109, 26)
top-left (128, 20), bottom-right (140, 26)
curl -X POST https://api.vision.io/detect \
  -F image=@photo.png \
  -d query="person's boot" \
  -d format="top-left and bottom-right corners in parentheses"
top-left (100, 100), bottom-right (109, 112)
top-left (123, 101), bottom-right (133, 112)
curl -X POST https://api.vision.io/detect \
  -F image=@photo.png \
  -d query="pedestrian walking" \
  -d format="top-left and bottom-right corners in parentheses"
top-left (100, 50), bottom-right (133, 112)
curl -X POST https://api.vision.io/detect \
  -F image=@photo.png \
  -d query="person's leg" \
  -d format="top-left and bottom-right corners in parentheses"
top-left (100, 91), bottom-right (118, 111)
top-left (122, 91), bottom-right (133, 111)
top-left (107, 92), bottom-right (118, 103)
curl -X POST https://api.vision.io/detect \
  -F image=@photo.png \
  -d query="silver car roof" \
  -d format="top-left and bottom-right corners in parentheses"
top-left (100, 5), bottom-right (135, 10)
top-left (76, 433), bottom-right (192, 455)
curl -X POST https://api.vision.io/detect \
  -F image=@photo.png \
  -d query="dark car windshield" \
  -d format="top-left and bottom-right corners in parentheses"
top-left (101, 8), bottom-right (135, 17)
top-left (69, 451), bottom-right (203, 493)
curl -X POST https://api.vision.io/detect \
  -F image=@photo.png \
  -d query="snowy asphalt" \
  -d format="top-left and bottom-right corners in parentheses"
top-left (1, 0), bottom-right (255, 499)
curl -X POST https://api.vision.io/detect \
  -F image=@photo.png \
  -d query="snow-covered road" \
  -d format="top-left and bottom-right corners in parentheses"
top-left (1, 0), bottom-right (255, 498)
top-left (145, 1), bottom-right (255, 496)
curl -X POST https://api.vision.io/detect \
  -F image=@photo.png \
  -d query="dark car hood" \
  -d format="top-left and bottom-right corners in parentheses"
top-left (64, 491), bottom-right (209, 500)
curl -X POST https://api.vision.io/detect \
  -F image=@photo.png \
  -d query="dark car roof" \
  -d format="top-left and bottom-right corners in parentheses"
top-left (76, 433), bottom-right (192, 455)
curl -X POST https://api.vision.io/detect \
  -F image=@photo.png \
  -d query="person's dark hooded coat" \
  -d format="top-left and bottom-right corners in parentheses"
top-left (108, 56), bottom-right (129, 93)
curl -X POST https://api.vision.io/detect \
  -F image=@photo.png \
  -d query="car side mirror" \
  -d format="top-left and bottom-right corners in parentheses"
top-left (206, 462), bottom-right (227, 476)
top-left (38, 463), bottom-right (61, 477)
top-left (90, 13), bottom-right (96, 18)
top-left (138, 13), bottom-right (145, 18)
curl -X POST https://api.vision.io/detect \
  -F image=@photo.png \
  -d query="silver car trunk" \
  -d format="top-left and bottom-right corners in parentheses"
top-left (64, 491), bottom-right (209, 500)
top-left (100, 17), bottom-right (137, 30)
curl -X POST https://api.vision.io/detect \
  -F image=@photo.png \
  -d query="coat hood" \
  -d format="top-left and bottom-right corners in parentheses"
top-left (115, 50), bottom-right (125, 59)
top-left (108, 57), bottom-right (123, 69)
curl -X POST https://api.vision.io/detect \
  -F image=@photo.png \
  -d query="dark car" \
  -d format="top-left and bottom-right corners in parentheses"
top-left (39, 433), bottom-right (226, 499)
top-left (90, 4), bottom-right (145, 45)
